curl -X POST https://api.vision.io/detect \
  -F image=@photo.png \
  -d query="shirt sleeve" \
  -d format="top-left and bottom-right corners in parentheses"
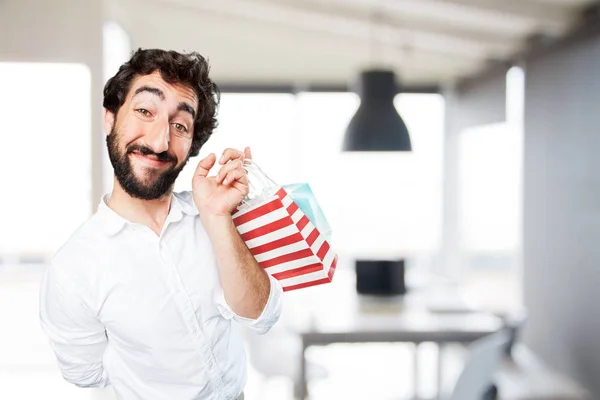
top-left (216, 273), bottom-right (283, 335)
top-left (39, 265), bottom-right (110, 388)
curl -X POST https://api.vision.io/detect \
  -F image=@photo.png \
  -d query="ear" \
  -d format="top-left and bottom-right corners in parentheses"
top-left (104, 108), bottom-right (115, 136)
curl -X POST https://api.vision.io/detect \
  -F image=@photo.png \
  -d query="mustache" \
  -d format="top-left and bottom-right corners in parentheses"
top-left (127, 144), bottom-right (177, 163)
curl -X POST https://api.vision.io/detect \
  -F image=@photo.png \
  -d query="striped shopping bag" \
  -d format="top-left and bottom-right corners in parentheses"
top-left (232, 162), bottom-right (337, 291)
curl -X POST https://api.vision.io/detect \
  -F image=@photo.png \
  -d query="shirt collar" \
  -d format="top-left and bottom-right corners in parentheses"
top-left (97, 194), bottom-right (128, 237)
top-left (97, 192), bottom-right (199, 237)
top-left (170, 192), bottom-right (200, 220)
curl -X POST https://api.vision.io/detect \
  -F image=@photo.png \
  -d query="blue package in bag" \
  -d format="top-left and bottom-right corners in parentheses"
top-left (282, 183), bottom-right (332, 243)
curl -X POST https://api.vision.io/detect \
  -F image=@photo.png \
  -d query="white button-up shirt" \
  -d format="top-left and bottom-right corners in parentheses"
top-left (39, 191), bottom-right (283, 400)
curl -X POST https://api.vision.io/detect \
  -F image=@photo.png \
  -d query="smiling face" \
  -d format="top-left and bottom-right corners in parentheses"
top-left (105, 71), bottom-right (199, 200)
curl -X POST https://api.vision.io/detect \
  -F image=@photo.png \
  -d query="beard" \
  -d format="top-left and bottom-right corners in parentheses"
top-left (106, 125), bottom-right (188, 200)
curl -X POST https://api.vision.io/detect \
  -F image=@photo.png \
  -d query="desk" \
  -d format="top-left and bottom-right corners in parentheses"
top-left (284, 268), bottom-right (504, 399)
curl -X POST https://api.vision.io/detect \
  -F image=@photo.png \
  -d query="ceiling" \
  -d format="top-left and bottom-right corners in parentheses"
top-left (109, 0), bottom-right (596, 89)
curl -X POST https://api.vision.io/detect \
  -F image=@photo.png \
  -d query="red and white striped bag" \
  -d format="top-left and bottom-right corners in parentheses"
top-left (232, 161), bottom-right (337, 291)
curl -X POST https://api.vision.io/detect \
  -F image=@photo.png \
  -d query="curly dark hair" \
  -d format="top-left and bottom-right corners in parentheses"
top-left (103, 48), bottom-right (220, 158)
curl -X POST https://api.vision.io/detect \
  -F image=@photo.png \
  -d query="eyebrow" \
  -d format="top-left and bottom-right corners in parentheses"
top-left (133, 86), bottom-right (165, 100)
top-left (133, 85), bottom-right (196, 119)
top-left (178, 102), bottom-right (196, 119)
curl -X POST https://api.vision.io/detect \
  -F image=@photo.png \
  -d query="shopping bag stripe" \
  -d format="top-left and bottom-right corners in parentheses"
top-left (244, 224), bottom-right (300, 249)
top-left (249, 233), bottom-right (304, 255)
top-left (310, 232), bottom-right (326, 256)
top-left (275, 187), bottom-right (288, 201)
top-left (254, 240), bottom-right (311, 263)
top-left (321, 249), bottom-right (336, 274)
top-left (233, 197), bottom-right (283, 225)
top-left (316, 240), bottom-right (330, 260)
top-left (283, 279), bottom-right (324, 291)
top-left (240, 216), bottom-right (294, 241)
top-left (233, 198), bottom-right (281, 225)
top-left (260, 248), bottom-right (315, 268)
top-left (305, 228), bottom-right (319, 246)
top-left (286, 201), bottom-right (299, 216)
top-left (286, 255), bottom-right (337, 284)
top-left (271, 263), bottom-right (323, 280)
top-left (283, 276), bottom-right (333, 292)
top-left (264, 255), bottom-right (321, 275)
top-left (296, 215), bottom-right (309, 231)
top-left (300, 220), bottom-right (315, 238)
top-left (277, 255), bottom-right (335, 285)
top-left (278, 191), bottom-right (295, 209)
top-left (290, 208), bottom-right (304, 225)
top-left (235, 205), bottom-right (289, 234)
top-left (280, 256), bottom-right (337, 291)
top-left (328, 255), bottom-right (338, 279)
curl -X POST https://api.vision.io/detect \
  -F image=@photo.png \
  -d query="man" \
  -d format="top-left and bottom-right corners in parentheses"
top-left (39, 49), bottom-right (283, 400)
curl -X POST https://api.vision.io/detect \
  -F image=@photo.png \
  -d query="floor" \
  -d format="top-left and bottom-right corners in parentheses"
top-left (0, 262), bottom-right (518, 400)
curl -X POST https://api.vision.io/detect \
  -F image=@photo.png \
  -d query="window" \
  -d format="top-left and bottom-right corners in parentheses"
top-left (174, 92), bottom-right (444, 258)
top-left (455, 66), bottom-right (524, 311)
top-left (0, 62), bottom-right (92, 258)
top-left (459, 122), bottom-right (522, 253)
top-left (458, 66), bottom-right (524, 256)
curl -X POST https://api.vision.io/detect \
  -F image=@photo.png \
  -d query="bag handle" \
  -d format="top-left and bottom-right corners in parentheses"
top-left (240, 159), bottom-right (278, 204)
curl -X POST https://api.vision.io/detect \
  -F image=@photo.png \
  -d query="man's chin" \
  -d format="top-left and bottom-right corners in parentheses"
top-left (133, 177), bottom-right (167, 192)
top-left (125, 169), bottom-right (182, 199)
top-left (122, 181), bottom-right (171, 200)
top-left (131, 166), bottom-right (161, 180)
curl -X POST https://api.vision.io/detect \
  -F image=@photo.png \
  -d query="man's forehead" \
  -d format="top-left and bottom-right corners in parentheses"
top-left (129, 72), bottom-right (198, 104)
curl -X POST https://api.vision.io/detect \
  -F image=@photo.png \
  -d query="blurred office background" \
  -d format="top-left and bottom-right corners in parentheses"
top-left (1, 0), bottom-right (599, 399)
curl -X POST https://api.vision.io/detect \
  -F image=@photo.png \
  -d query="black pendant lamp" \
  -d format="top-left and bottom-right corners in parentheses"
top-left (343, 69), bottom-right (412, 151)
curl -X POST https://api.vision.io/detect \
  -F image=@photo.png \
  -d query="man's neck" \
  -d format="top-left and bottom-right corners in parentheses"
top-left (107, 178), bottom-right (172, 236)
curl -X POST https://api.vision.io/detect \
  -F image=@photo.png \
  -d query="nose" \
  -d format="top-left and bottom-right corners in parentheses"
top-left (145, 117), bottom-right (170, 154)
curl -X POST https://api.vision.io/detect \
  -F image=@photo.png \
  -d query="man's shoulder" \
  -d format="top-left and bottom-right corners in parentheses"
top-left (50, 213), bottom-right (110, 275)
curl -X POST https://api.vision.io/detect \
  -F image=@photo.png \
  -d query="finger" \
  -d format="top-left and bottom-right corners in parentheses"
top-left (244, 146), bottom-right (252, 160)
top-left (222, 167), bottom-right (247, 186)
top-left (216, 159), bottom-right (243, 183)
top-left (231, 178), bottom-right (249, 197)
top-left (194, 153), bottom-right (216, 179)
top-left (231, 167), bottom-right (249, 186)
top-left (219, 148), bottom-right (245, 165)
top-left (230, 169), bottom-right (249, 195)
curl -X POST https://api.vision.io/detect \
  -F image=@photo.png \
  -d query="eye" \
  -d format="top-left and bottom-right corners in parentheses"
top-left (172, 123), bottom-right (188, 133)
top-left (136, 108), bottom-right (152, 117)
